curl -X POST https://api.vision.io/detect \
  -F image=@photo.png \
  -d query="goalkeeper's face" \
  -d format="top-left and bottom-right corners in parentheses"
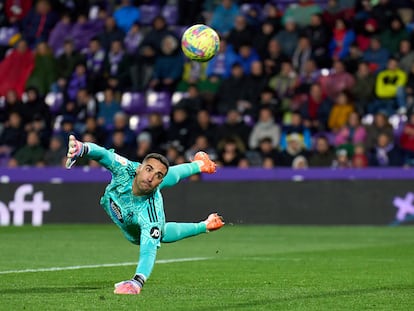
top-left (134, 158), bottom-right (167, 195)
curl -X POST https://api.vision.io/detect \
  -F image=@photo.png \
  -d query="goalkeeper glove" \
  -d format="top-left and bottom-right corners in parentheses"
top-left (192, 151), bottom-right (216, 174)
top-left (65, 135), bottom-right (87, 169)
top-left (114, 274), bottom-right (144, 295)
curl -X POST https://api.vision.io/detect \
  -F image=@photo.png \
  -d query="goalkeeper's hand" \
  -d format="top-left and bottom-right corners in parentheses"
top-left (65, 134), bottom-right (87, 169)
top-left (192, 151), bottom-right (216, 174)
top-left (114, 275), bottom-right (144, 295)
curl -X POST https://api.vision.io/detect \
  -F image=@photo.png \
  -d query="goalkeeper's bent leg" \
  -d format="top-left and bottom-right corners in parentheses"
top-left (161, 222), bottom-right (207, 243)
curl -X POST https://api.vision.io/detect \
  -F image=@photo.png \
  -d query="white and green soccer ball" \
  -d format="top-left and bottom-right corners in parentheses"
top-left (181, 24), bottom-right (220, 62)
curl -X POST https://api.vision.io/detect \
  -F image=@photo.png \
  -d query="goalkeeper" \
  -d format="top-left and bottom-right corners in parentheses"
top-left (66, 135), bottom-right (224, 295)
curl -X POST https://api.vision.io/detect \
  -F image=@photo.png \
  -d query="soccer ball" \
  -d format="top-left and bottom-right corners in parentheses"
top-left (181, 24), bottom-right (220, 62)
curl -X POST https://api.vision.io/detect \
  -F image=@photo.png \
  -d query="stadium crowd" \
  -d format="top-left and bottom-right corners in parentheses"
top-left (1, 0), bottom-right (414, 169)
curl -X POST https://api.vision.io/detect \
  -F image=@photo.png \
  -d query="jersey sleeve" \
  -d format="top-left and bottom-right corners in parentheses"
top-left (84, 142), bottom-right (136, 175)
top-left (159, 162), bottom-right (201, 189)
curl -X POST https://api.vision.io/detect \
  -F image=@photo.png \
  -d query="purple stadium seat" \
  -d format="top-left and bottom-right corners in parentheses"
top-left (139, 5), bottom-right (161, 25)
top-left (45, 92), bottom-right (64, 115)
top-left (211, 115), bottom-right (226, 125)
top-left (162, 4), bottom-right (178, 25)
top-left (145, 91), bottom-right (172, 115)
top-left (129, 114), bottom-right (150, 133)
top-left (0, 27), bottom-right (19, 46)
top-left (121, 92), bottom-right (146, 115)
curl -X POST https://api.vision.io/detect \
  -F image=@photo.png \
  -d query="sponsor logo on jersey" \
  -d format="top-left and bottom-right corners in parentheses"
top-left (110, 198), bottom-right (123, 223)
top-left (150, 227), bottom-right (160, 239)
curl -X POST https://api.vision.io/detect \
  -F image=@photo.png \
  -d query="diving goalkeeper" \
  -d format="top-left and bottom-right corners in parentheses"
top-left (65, 135), bottom-right (224, 295)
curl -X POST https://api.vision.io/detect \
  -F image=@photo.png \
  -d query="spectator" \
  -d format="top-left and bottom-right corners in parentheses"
top-left (73, 88), bottom-right (97, 131)
top-left (21, 0), bottom-right (58, 48)
top-left (104, 39), bottom-right (131, 91)
top-left (334, 111), bottom-right (367, 149)
top-left (278, 132), bottom-right (309, 167)
top-left (300, 83), bottom-right (332, 132)
top-left (273, 18), bottom-right (299, 57)
top-left (124, 22), bottom-right (144, 56)
top-left (8, 131), bottom-right (45, 167)
top-left (189, 109), bottom-right (218, 148)
top-left (47, 13), bottom-right (73, 55)
top-left (83, 116), bottom-right (107, 146)
top-left (248, 107), bottom-right (281, 150)
top-left (133, 16), bottom-right (177, 91)
top-left (295, 59), bottom-right (321, 95)
top-left (177, 0), bottom-right (205, 26)
top-left (262, 39), bottom-right (289, 77)
top-left (256, 87), bottom-right (283, 123)
top-left (364, 111), bottom-right (394, 152)
top-left (148, 35), bottom-right (184, 92)
top-left (108, 129), bottom-right (135, 159)
top-left (292, 36), bottom-right (313, 75)
top-left (379, 15), bottom-right (409, 56)
top-left (252, 20), bottom-right (277, 60)
top-left (216, 136), bottom-right (245, 167)
top-left (398, 62), bottom-right (414, 115)
top-left (268, 60), bottom-right (297, 112)
top-left (167, 107), bottom-right (194, 150)
top-left (107, 112), bottom-right (136, 149)
top-left (368, 132), bottom-right (404, 167)
top-left (0, 112), bottom-right (26, 158)
top-left (66, 62), bottom-right (88, 101)
top-left (209, 0), bottom-right (239, 37)
top-left (262, 3), bottom-right (282, 33)
top-left (351, 61), bottom-right (376, 115)
top-left (329, 18), bottom-right (355, 60)
top-left (26, 41), bottom-right (57, 96)
top-left (83, 37), bottom-right (106, 93)
top-left (215, 63), bottom-right (249, 115)
top-left (331, 148), bottom-right (352, 168)
top-left (292, 155), bottom-right (309, 169)
top-left (280, 111), bottom-right (312, 151)
top-left (343, 43), bottom-right (364, 74)
top-left (319, 59), bottom-right (355, 101)
top-left (113, 0), bottom-right (140, 34)
top-left (227, 15), bottom-right (254, 53)
top-left (302, 13), bottom-right (331, 68)
top-left (352, 143), bottom-right (369, 168)
top-left (0, 89), bottom-right (25, 123)
top-left (205, 38), bottom-right (238, 80)
top-left (396, 39), bottom-right (414, 75)
top-left (363, 36), bottom-right (390, 72)
top-left (399, 112), bottom-right (414, 166)
top-left (243, 60), bottom-right (269, 111)
top-left (185, 134), bottom-right (217, 162)
top-left (55, 39), bottom-right (85, 93)
top-left (371, 0), bottom-right (398, 32)
top-left (234, 44), bottom-right (260, 76)
top-left (216, 109), bottom-right (251, 150)
top-left (70, 12), bottom-right (105, 52)
top-left (328, 91), bottom-right (355, 133)
top-left (44, 135), bottom-right (66, 166)
top-left (97, 16), bottom-right (125, 52)
top-left (175, 84), bottom-right (205, 118)
top-left (139, 112), bottom-right (168, 153)
top-left (355, 18), bottom-right (379, 52)
top-left (21, 87), bottom-right (51, 127)
top-left (0, 40), bottom-right (34, 98)
top-left (97, 88), bottom-right (121, 129)
top-left (132, 131), bottom-right (154, 163)
top-left (308, 135), bottom-right (336, 167)
top-left (372, 58), bottom-right (407, 115)
top-left (282, 0), bottom-right (322, 28)
top-left (4, 0), bottom-right (32, 25)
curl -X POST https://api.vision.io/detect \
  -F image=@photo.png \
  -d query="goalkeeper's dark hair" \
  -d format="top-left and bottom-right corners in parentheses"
top-left (143, 153), bottom-right (169, 172)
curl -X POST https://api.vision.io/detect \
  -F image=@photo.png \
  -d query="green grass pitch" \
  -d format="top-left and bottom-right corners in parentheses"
top-left (1, 224), bottom-right (414, 310)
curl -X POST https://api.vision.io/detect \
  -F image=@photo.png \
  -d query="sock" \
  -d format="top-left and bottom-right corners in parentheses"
top-left (161, 222), bottom-right (207, 243)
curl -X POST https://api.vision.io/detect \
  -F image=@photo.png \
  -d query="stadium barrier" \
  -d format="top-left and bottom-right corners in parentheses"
top-left (0, 168), bottom-right (413, 226)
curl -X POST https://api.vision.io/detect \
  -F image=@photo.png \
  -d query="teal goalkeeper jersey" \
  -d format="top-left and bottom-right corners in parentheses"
top-left (85, 142), bottom-right (201, 280)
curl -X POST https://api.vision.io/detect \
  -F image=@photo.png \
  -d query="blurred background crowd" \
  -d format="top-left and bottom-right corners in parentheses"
top-left (1, 0), bottom-right (414, 169)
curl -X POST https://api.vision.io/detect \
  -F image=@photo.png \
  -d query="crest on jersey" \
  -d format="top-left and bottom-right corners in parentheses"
top-left (115, 154), bottom-right (128, 166)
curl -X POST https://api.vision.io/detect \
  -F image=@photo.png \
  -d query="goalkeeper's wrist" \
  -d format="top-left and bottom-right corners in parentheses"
top-left (133, 274), bottom-right (145, 288)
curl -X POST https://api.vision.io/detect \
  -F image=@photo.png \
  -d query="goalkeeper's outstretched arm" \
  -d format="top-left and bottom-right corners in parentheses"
top-left (66, 135), bottom-right (126, 172)
top-left (160, 152), bottom-right (217, 189)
